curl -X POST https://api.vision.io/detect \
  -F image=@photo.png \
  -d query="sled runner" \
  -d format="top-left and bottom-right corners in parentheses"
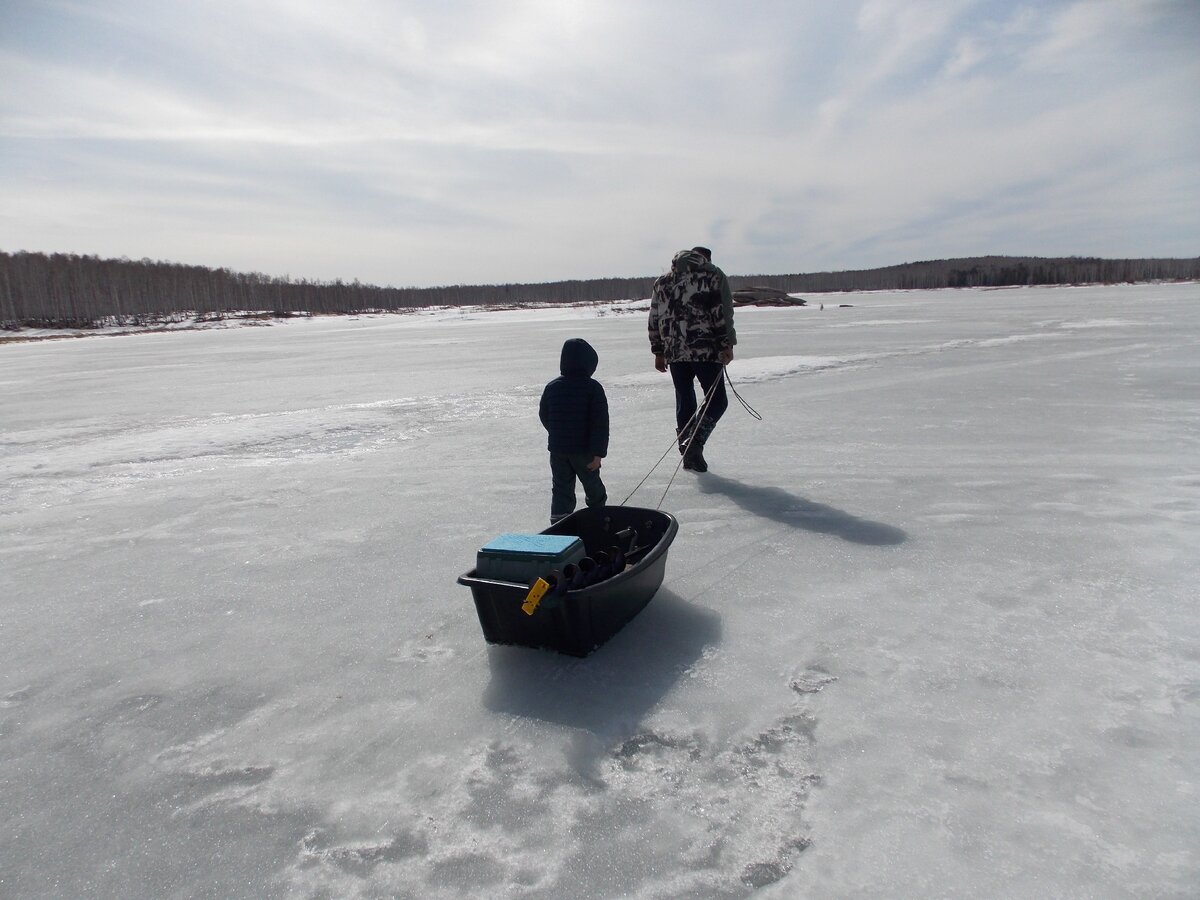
top-left (458, 505), bottom-right (679, 657)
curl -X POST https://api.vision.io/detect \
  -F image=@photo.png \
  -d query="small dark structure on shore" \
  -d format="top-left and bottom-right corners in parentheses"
top-left (731, 286), bottom-right (807, 307)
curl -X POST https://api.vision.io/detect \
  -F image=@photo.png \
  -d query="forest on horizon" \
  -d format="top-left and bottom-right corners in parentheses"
top-left (2, 249), bottom-right (1198, 331)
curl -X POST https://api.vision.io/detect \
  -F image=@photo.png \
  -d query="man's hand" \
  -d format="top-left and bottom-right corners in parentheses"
top-left (719, 348), bottom-right (734, 365)
top-left (654, 354), bottom-right (668, 373)
top-left (587, 456), bottom-right (602, 471)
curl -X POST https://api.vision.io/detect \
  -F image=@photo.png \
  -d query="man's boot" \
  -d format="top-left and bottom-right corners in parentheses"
top-left (676, 425), bottom-right (692, 456)
top-left (683, 417), bottom-right (717, 472)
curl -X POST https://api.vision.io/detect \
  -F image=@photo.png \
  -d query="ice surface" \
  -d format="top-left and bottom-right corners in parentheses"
top-left (2, 284), bottom-right (1198, 898)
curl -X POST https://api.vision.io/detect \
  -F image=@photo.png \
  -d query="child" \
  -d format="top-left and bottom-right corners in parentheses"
top-left (538, 338), bottom-right (609, 524)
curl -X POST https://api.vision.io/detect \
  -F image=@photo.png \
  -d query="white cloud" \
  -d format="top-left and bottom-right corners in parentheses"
top-left (1026, 0), bottom-right (1135, 69)
top-left (942, 36), bottom-right (985, 79)
top-left (1, 0), bottom-right (1197, 285)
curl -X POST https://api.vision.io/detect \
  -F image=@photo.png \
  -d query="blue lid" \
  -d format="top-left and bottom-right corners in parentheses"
top-left (480, 533), bottom-right (581, 555)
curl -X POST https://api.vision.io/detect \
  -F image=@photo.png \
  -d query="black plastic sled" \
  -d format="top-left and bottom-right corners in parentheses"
top-left (458, 505), bottom-right (679, 657)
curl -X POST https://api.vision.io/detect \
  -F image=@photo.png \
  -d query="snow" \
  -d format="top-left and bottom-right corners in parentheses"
top-left (1, 283), bottom-right (1197, 898)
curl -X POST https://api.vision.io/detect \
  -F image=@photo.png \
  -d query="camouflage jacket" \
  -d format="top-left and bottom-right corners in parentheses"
top-left (648, 249), bottom-right (736, 363)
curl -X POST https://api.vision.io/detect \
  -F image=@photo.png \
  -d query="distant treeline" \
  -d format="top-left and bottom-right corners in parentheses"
top-left (2, 249), bottom-right (1197, 330)
top-left (730, 255), bottom-right (1200, 293)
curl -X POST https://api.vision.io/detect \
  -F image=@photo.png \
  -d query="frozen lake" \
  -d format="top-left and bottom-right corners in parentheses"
top-left (2, 283), bottom-right (1198, 898)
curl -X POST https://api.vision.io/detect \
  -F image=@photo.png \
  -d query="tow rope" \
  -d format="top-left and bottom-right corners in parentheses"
top-left (621, 365), bottom-right (761, 509)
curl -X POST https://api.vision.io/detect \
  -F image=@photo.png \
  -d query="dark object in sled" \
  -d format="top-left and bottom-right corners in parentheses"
top-left (457, 506), bottom-right (679, 657)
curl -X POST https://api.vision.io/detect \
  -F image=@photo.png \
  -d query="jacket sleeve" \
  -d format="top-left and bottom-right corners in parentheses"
top-left (717, 270), bottom-right (736, 348)
top-left (702, 271), bottom-right (732, 353)
top-left (590, 383), bottom-right (609, 457)
top-left (538, 386), bottom-right (550, 431)
top-left (648, 286), bottom-right (664, 355)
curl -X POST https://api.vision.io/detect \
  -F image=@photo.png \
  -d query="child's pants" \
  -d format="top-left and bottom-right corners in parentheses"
top-left (549, 452), bottom-right (607, 523)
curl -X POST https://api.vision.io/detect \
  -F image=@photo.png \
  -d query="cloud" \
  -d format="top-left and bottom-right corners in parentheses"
top-left (1, 1), bottom-right (1197, 285)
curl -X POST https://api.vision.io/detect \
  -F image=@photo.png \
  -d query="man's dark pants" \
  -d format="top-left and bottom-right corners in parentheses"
top-left (669, 361), bottom-right (728, 435)
top-left (550, 452), bottom-right (607, 522)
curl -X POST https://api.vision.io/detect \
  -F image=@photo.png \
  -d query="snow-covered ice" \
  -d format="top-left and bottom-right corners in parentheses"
top-left (1, 283), bottom-right (1197, 898)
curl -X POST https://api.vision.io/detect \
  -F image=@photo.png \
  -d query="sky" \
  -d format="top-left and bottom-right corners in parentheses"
top-left (2, 0), bottom-right (1198, 287)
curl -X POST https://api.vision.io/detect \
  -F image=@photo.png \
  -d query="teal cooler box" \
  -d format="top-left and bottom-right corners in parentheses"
top-left (470, 533), bottom-right (585, 645)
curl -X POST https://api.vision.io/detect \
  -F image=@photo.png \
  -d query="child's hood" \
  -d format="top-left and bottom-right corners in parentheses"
top-left (560, 338), bottom-right (598, 378)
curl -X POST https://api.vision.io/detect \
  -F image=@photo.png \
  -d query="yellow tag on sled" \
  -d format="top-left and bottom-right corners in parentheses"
top-left (522, 578), bottom-right (551, 616)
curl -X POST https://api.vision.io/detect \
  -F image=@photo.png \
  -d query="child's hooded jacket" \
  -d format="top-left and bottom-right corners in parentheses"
top-left (539, 338), bottom-right (609, 458)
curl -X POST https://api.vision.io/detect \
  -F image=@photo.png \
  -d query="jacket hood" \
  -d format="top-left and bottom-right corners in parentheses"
top-left (560, 337), bottom-right (598, 377)
top-left (671, 248), bottom-right (710, 276)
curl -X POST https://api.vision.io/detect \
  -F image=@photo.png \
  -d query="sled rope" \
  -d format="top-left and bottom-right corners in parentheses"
top-left (621, 366), bottom-right (751, 509)
top-left (725, 366), bottom-right (762, 420)
top-left (619, 374), bottom-right (721, 506)
top-left (655, 371), bottom-right (723, 507)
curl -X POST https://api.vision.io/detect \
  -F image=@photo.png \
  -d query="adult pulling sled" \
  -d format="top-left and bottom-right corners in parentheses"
top-left (458, 505), bottom-right (679, 657)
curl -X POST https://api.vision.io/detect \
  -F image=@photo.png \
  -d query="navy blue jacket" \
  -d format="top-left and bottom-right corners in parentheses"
top-left (539, 338), bottom-right (609, 457)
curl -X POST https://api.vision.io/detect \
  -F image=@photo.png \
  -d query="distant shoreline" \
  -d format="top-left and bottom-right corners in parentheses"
top-left (3, 248), bottom-right (1197, 332)
top-left (4, 281), bottom-right (1196, 345)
